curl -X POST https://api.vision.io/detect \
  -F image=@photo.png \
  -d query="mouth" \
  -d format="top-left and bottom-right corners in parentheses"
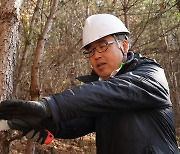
top-left (97, 62), bottom-right (106, 69)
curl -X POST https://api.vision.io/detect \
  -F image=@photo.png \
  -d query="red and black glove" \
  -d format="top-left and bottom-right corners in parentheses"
top-left (24, 126), bottom-right (54, 144)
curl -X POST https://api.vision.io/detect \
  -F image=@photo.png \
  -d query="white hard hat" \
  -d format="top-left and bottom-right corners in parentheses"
top-left (82, 14), bottom-right (130, 49)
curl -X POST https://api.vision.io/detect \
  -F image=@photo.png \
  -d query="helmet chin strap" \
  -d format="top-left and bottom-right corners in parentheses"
top-left (117, 41), bottom-right (127, 63)
top-left (113, 34), bottom-right (128, 63)
top-left (117, 41), bottom-right (124, 53)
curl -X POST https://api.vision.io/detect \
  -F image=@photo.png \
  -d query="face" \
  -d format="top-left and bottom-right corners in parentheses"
top-left (88, 35), bottom-right (123, 79)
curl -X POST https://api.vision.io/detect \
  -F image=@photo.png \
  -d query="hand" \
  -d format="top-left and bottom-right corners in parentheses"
top-left (24, 126), bottom-right (54, 144)
top-left (7, 118), bottom-right (55, 144)
top-left (0, 99), bottom-right (51, 129)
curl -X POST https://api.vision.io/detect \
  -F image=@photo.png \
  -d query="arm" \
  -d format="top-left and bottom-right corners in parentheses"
top-left (56, 117), bottom-right (95, 139)
top-left (31, 117), bottom-right (95, 142)
top-left (44, 63), bottom-right (171, 123)
top-left (29, 116), bottom-right (95, 139)
top-left (0, 58), bottom-right (171, 143)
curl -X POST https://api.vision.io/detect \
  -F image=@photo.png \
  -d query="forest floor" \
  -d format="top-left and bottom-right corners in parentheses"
top-left (9, 133), bottom-right (96, 154)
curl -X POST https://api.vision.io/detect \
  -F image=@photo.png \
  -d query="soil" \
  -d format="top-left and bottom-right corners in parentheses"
top-left (9, 134), bottom-right (96, 154)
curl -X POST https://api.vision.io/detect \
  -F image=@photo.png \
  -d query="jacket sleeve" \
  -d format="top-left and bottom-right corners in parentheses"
top-left (57, 117), bottom-right (95, 139)
top-left (40, 117), bottom-right (95, 138)
top-left (43, 62), bottom-right (171, 123)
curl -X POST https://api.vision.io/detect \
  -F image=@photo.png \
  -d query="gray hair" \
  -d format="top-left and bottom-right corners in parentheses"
top-left (113, 33), bottom-right (128, 41)
top-left (113, 33), bottom-right (131, 49)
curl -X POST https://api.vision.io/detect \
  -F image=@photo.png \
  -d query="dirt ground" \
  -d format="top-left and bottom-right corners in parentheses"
top-left (9, 134), bottom-right (96, 154)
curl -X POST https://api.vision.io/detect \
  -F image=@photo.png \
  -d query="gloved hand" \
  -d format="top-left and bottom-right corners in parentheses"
top-left (8, 118), bottom-right (55, 144)
top-left (0, 99), bottom-right (51, 130)
top-left (24, 126), bottom-right (54, 144)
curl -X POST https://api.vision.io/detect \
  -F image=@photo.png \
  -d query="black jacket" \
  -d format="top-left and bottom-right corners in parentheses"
top-left (44, 52), bottom-right (179, 154)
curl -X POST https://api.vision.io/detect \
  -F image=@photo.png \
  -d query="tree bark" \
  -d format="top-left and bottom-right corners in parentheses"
top-left (123, 0), bottom-right (129, 30)
top-left (30, 0), bottom-right (59, 101)
top-left (27, 0), bottom-right (59, 153)
top-left (0, 0), bottom-right (21, 153)
top-left (13, 0), bottom-right (41, 98)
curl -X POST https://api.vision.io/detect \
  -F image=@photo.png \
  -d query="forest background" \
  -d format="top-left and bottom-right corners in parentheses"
top-left (0, 0), bottom-right (179, 153)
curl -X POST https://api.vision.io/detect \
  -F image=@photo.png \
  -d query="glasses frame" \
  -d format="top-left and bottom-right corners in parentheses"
top-left (83, 40), bottom-right (116, 58)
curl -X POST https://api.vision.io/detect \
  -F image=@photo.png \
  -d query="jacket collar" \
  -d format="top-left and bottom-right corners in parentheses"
top-left (76, 51), bottom-right (139, 83)
top-left (76, 69), bottom-right (99, 83)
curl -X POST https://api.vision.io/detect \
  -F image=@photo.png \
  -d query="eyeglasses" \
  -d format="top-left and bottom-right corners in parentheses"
top-left (83, 40), bottom-right (116, 58)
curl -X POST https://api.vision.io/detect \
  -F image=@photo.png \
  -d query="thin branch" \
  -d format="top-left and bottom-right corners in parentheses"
top-left (131, 0), bottom-right (153, 48)
top-left (14, 0), bottom-right (41, 98)
top-left (135, 23), bottom-right (180, 49)
top-left (127, 0), bottom-right (140, 11)
top-left (30, 0), bottom-right (59, 100)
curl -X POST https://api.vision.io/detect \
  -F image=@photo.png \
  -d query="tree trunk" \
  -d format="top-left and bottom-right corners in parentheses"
top-left (30, 0), bottom-right (59, 101)
top-left (123, 0), bottom-right (129, 30)
top-left (27, 0), bottom-right (59, 153)
top-left (0, 0), bottom-right (21, 153)
top-left (13, 0), bottom-right (41, 98)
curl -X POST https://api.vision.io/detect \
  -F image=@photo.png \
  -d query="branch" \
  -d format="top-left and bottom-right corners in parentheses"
top-left (131, 0), bottom-right (154, 48)
top-left (135, 23), bottom-right (180, 49)
top-left (14, 0), bottom-right (41, 98)
top-left (130, 0), bottom-right (177, 49)
top-left (30, 0), bottom-right (59, 100)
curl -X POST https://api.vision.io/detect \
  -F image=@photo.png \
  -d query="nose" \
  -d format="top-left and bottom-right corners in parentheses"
top-left (93, 50), bottom-right (102, 60)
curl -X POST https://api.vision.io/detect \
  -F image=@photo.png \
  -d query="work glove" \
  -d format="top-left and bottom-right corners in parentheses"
top-left (9, 118), bottom-right (55, 144)
top-left (0, 99), bottom-right (51, 130)
top-left (24, 117), bottom-right (55, 144)
top-left (24, 126), bottom-right (54, 144)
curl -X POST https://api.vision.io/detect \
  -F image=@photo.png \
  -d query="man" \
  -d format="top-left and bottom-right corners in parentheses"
top-left (0, 14), bottom-right (179, 154)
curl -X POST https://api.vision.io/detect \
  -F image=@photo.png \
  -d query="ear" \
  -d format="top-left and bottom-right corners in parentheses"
top-left (122, 40), bottom-right (129, 53)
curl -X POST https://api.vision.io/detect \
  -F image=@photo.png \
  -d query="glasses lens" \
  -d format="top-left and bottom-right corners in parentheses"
top-left (97, 42), bottom-right (108, 52)
top-left (83, 41), bottom-right (110, 58)
top-left (83, 50), bottom-right (91, 58)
